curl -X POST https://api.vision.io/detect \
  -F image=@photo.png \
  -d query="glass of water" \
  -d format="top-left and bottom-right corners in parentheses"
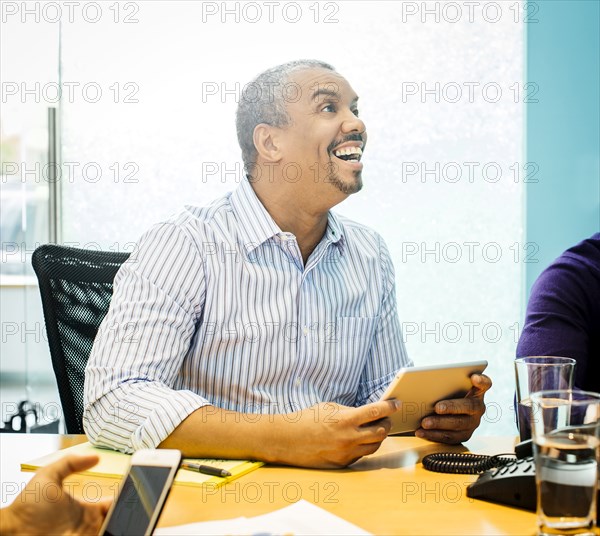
top-left (515, 357), bottom-right (576, 441)
top-left (530, 390), bottom-right (600, 536)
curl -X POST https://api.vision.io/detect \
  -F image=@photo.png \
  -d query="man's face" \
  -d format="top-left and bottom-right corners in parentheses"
top-left (275, 68), bottom-right (367, 199)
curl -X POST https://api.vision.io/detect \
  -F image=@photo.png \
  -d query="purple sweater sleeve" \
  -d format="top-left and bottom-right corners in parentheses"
top-left (516, 233), bottom-right (600, 391)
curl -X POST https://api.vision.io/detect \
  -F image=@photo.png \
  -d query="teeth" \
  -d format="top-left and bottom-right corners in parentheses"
top-left (333, 146), bottom-right (363, 158)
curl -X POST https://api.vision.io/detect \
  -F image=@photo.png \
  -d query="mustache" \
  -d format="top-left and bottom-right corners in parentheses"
top-left (327, 133), bottom-right (365, 154)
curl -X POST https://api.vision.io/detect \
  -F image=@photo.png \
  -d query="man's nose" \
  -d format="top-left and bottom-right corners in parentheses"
top-left (342, 110), bottom-right (366, 134)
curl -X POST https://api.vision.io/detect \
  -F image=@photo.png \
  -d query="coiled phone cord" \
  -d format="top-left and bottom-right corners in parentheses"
top-left (422, 452), bottom-right (516, 474)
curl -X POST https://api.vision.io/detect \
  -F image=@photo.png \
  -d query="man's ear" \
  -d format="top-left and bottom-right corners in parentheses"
top-left (253, 124), bottom-right (283, 163)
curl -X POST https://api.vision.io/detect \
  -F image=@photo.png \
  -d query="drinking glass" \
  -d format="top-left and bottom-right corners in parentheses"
top-left (530, 390), bottom-right (600, 536)
top-left (515, 357), bottom-right (576, 441)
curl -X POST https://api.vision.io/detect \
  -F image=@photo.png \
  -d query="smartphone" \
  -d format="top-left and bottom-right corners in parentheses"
top-left (99, 449), bottom-right (182, 536)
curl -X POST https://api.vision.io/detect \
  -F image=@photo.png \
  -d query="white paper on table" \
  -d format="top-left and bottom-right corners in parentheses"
top-left (154, 499), bottom-right (372, 535)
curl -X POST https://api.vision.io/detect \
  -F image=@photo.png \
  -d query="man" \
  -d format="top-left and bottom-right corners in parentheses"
top-left (0, 455), bottom-right (111, 535)
top-left (84, 60), bottom-right (491, 468)
top-left (517, 232), bottom-right (600, 391)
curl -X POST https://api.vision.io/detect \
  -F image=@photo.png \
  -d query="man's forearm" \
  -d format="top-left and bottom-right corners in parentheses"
top-left (157, 406), bottom-right (294, 463)
top-left (158, 401), bottom-right (401, 469)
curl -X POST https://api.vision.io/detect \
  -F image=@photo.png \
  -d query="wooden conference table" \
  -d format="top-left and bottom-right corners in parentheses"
top-left (0, 433), bottom-right (536, 535)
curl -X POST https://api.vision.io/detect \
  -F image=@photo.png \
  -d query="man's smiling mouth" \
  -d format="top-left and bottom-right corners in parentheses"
top-left (329, 133), bottom-right (365, 164)
top-left (333, 146), bottom-right (363, 162)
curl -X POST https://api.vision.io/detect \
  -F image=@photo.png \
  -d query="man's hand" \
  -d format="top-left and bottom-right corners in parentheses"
top-left (279, 399), bottom-right (401, 469)
top-left (0, 454), bottom-right (112, 536)
top-left (415, 373), bottom-right (492, 444)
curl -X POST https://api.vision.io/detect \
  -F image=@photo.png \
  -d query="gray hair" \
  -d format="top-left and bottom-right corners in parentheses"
top-left (236, 59), bottom-right (336, 176)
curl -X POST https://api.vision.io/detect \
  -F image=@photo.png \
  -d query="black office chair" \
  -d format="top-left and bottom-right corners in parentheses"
top-left (32, 244), bottom-right (130, 434)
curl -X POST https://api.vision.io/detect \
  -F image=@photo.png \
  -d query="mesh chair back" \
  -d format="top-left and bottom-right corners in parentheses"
top-left (32, 244), bottom-right (130, 434)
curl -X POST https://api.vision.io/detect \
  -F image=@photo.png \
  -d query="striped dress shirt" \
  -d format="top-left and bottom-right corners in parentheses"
top-left (83, 178), bottom-right (411, 452)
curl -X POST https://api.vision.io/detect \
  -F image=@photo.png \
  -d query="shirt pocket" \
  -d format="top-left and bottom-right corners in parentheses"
top-left (328, 316), bottom-right (379, 403)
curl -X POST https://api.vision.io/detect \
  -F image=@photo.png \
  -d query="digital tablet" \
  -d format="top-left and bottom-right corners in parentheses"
top-left (380, 360), bottom-right (488, 435)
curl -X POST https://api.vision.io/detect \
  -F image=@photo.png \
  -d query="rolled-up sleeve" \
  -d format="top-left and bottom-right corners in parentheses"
top-left (83, 222), bottom-right (209, 453)
top-left (356, 235), bottom-right (412, 406)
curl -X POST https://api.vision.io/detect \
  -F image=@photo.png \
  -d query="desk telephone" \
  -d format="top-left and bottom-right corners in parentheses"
top-left (424, 439), bottom-right (600, 513)
top-left (465, 455), bottom-right (537, 510)
top-left (422, 446), bottom-right (536, 510)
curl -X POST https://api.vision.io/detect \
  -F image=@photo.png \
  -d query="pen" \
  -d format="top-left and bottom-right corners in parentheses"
top-left (180, 462), bottom-right (232, 477)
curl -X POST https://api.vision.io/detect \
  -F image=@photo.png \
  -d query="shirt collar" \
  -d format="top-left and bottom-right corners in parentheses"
top-left (325, 210), bottom-right (346, 250)
top-left (230, 178), bottom-right (282, 251)
top-left (230, 178), bottom-right (346, 253)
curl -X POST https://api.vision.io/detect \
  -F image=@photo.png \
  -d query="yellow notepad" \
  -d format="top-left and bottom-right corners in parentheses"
top-left (21, 442), bottom-right (263, 488)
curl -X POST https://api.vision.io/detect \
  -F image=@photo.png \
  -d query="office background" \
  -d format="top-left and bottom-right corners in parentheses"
top-left (1, 0), bottom-right (598, 436)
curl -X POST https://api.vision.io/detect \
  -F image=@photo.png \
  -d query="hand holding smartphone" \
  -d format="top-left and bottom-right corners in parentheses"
top-left (99, 449), bottom-right (181, 536)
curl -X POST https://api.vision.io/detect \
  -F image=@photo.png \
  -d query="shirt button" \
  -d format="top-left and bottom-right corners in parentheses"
top-left (295, 378), bottom-right (302, 387)
top-left (302, 326), bottom-right (309, 336)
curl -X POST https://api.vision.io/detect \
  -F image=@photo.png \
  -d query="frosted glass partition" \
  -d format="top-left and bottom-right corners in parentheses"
top-left (1, 17), bottom-right (61, 424)
top-left (61, 1), bottom-right (524, 435)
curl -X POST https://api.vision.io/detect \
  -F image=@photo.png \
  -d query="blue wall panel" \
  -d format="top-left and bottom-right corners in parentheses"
top-left (526, 0), bottom-right (600, 295)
